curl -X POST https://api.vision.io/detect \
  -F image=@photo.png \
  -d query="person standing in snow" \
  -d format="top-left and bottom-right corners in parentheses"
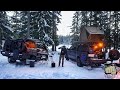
top-left (58, 46), bottom-right (67, 67)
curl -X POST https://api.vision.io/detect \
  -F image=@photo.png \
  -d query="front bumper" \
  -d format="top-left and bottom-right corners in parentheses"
top-left (1, 51), bottom-right (11, 56)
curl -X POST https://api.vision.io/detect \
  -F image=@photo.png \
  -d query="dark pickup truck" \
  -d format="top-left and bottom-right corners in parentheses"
top-left (66, 42), bottom-right (107, 67)
top-left (66, 26), bottom-right (108, 67)
top-left (1, 38), bottom-right (48, 67)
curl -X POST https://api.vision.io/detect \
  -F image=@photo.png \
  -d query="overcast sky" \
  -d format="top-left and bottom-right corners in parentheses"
top-left (57, 11), bottom-right (75, 36)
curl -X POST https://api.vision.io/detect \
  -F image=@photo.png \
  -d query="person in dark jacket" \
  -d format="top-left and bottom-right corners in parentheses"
top-left (12, 41), bottom-right (19, 61)
top-left (58, 46), bottom-right (67, 67)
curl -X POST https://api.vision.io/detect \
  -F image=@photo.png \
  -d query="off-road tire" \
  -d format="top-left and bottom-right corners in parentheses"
top-left (8, 57), bottom-right (16, 63)
top-left (30, 61), bottom-right (35, 67)
top-left (76, 57), bottom-right (83, 67)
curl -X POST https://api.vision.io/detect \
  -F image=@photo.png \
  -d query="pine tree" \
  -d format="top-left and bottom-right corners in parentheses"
top-left (10, 11), bottom-right (22, 39)
top-left (71, 11), bottom-right (81, 45)
top-left (51, 11), bottom-right (61, 51)
top-left (0, 11), bottom-right (13, 49)
top-left (101, 11), bottom-right (112, 49)
top-left (19, 11), bottom-right (61, 48)
top-left (1, 11), bottom-right (61, 49)
top-left (20, 11), bottom-right (30, 38)
top-left (110, 11), bottom-right (120, 49)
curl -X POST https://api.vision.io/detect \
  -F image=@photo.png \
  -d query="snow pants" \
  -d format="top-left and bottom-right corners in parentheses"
top-left (59, 55), bottom-right (65, 67)
top-left (13, 49), bottom-right (19, 60)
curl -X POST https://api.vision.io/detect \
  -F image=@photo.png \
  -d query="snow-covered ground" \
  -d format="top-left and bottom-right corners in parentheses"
top-left (0, 44), bottom-right (119, 79)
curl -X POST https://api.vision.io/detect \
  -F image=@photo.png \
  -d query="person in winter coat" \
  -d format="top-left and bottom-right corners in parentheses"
top-left (12, 41), bottom-right (20, 61)
top-left (58, 46), bottom-right (67, 67)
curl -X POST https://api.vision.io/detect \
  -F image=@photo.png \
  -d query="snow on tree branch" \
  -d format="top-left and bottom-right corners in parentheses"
top-left (43, 19), bottom-right (50, 27)
top-left (43, 30), bottom-right (54, 45)
top-left (2, 24), bottom-right (14, 33)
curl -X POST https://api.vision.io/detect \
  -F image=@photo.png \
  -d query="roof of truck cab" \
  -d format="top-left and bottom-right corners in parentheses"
top-left (84, 27), bottom-right (104, 35)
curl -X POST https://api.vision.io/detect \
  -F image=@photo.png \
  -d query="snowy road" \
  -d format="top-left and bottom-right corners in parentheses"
top-left (0, 51), bottom-right (107, 79)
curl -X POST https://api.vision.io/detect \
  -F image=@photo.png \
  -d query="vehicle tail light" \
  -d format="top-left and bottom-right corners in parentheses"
top-left (94, 45), bottom-right (98, 50)
top-left (98, 42), bottom-right (103, 48)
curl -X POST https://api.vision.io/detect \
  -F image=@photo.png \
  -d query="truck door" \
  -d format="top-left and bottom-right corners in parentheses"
top-left (71, 46), bottom-right (77, 60)
top-left (67, 46), bottom-right (74, 59)
top-left (67, 46), bottom-right (72, 59)
top-left (76, 45), bottom-right (80, 58)
top-left (77, 44), bottom-right (88, 64)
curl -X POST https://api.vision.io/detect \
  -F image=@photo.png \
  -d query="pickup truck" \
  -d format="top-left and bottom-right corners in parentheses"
top-left (1, 38), bottom-right (48, 67)
top-left (66, 42), bottom-right (107, 67)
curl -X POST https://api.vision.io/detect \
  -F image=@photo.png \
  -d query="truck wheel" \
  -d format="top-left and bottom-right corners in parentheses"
top-left (30, 61), bottom-right (35, 67)
top-left (76, 57), bottom-right (83, 67)
top-left (66, 57), bottom-right (69, 61)
top-left (46, 55), bottom-right (48, 59)
top-left (65, 56), bottom-right (69, 61)
top-left (8, 57), bottom-right (16, 63)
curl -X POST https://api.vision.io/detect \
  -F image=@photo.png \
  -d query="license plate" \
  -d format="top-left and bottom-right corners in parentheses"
top-left (42, 55), bottom-right (46, 58)
top-left (92, 58), bottom-right (103, 60)
top-left (88, 54), bottom-right (95, 57)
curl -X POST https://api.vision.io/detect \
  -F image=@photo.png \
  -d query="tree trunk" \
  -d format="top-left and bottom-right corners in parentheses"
top-left (52, 44), bottom-right (54, 51)
top-left (0, 27), bottom-right (2, 49)
top-left (52, 12), bottom-right (56, 51)
top-left (27, 11), bottom-right (30, 38)
top-left (52, 24), bottom-right (55, 51)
